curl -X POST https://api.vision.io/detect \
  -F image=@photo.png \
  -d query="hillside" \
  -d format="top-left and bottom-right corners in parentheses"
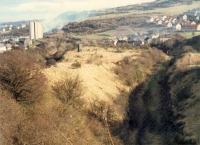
top-left (124, 52), bottom-right (200, 145)
top-left (1, 0), bottom-right (200, 144)
top-left (46, 0), bottom-right (199, 31)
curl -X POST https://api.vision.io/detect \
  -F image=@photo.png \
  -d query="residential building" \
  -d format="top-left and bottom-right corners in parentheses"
top-left (167, 22), bottom-right (173, 28)
top-left (30, 21), bottom-right (43, 40)
top-left (150, 17), bottom-right (154, 22)
top-left (183, 14), bottom-right (188, 21)
top-left (176, 23), bottom-right (182, 31)
top-left (172, 18), bottom-right (177, 24)
top-left (191, 21), bottom-right (197, 25)
top-left (158, 20), bottom-right (163, 25)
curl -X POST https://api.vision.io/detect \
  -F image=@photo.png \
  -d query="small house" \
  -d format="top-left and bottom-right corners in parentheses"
top-left (191, 21), bottom-right (197, 26)
top-left (172, 18), bottom-right (177, 24)
top-left (150, 17), bottom-right (155, 22)
top-left (158, 20), bottom-right (163, 25)
top-left (167, 22), bottom-right (173, 28)
top-left (162, 16), bottom-right (167, 21)
top-left (183, 14), bottom-right (188, 21)
top-left (176, 23), bottom-right (182, 31)
top-left (152, 33), bottom-right (160, 39)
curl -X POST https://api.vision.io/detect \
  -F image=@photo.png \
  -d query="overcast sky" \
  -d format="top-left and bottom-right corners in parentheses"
top-left (0, 0), bottom-right (155, 22)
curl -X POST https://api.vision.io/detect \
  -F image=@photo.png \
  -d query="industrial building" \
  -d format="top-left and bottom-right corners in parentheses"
top-left (30, 21), bottom-right (43, 40)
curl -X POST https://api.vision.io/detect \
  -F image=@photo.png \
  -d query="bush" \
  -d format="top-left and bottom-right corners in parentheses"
top-left (86, 53), bottom-right (103, 65)
top-left (88, 99), bottom-right (116, 124)
top-left (114, 57), bottom-right (145, 86)
top-left (114, 49), bottom-right (166, 86)
top-left (52, 75), bottom-right (83, 106)
top-left (0, 92), bottom-right (24, 145)
top-left (0, 50), bottom-right (46, 104)
top-left (71, 61), bottom-right (81, 69)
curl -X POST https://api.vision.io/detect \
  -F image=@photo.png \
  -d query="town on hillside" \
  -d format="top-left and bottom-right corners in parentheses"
top-left (0, 9), bottom-right (200, 53)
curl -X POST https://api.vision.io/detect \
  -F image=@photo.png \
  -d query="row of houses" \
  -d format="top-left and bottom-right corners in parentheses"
top-left (113, 31), bottom-right (162, 47)
top-left (149, 13), bottom-right (200, 31)
top-left (0, 21), bottom-right (44, 53)
top-left (0, 36), bottom-right (33, 53)
top-left (0, 24), bottom-right (27, 33)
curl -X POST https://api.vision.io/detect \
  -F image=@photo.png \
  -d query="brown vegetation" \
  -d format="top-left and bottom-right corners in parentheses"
top-left (71, 61), bottom-right (82, 68)
top-left (0, 50), bottom-right (46, 104)
top-left (52, 75), bottom-right (83, 106)
top-left (114, 48), bottom-right (166, 86)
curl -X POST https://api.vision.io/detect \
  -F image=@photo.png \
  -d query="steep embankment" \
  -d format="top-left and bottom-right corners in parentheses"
top-left (124, 36), bottom-right (200, 145)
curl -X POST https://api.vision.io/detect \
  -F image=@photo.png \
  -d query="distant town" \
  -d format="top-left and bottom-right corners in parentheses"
top-left (0, 9), bottom-right (200, 53)
top-left (0, 21), bottom-right (43, 53)
top-left (114, 9), bottom-right (200, 47)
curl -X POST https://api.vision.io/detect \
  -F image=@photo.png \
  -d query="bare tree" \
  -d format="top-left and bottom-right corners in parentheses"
top-left (0, 50), bottom-right (46, 104)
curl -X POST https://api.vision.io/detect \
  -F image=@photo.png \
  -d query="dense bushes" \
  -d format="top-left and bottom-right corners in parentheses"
top-left (114, 49), bottom-right (166, 86)
top-left (52, 75), bottom-right (83, 106)
top-left (0, 50), bottom-right (46, 104)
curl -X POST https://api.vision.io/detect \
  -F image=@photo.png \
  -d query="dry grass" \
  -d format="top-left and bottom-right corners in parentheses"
top-left (175, 52), bottom-right (200, 71)
top-left (52, 75), bottom-right (83, 107)
top-left (86, 53), bottom-right (103, 65)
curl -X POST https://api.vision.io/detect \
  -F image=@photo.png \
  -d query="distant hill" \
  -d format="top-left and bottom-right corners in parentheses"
top-left (43, 11), bottom-right (97, 32)
top-left (45, 0), bottom-right (199, 31)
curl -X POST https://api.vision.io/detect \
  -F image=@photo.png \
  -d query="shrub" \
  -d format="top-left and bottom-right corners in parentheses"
top-left (0, 94), bottom-right (23, 145)
top-left (88, 99), bottom-right (116, 124)
top-left (71, 61), bottom-right (81, 69)
top-left (52, 75), bottom-right (83, 106)
top-left (0, 50), bottom-right (46, 104)
top-left (86, 53), bottom-right (103, 65)
top-left (114, 57), bottom-right (145, 86)
top-left (114, 49), bottom-right (166, 86)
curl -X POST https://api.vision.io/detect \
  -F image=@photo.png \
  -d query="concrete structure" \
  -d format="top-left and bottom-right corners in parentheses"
top-left (30, 21), bottom-right (43, 40)
top-left (176, 24), bottom-right (182, 31)
top-left (19, 38), bottom-right (32, 49)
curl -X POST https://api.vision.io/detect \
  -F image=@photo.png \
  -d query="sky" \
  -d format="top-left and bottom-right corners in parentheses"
top-left (0, 0), bottom-right (155, 22)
